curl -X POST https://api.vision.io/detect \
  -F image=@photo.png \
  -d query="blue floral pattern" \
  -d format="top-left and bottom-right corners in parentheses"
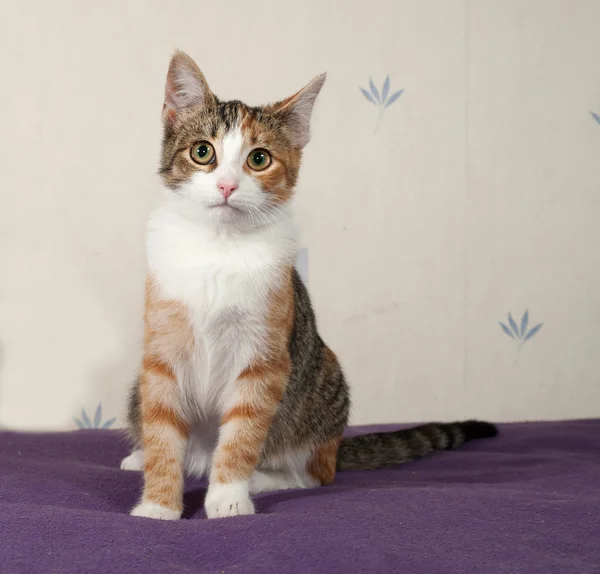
top-left (74, 403), bottom-right (116, 430)
top-left (360, 77), bottom-right (404, 133)
top-left (499, 310), bottom-right (543, 367)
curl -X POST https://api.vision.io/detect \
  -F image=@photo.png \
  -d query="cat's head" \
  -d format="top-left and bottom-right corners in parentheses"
top-left (159, 51), bottom-right (325, 230)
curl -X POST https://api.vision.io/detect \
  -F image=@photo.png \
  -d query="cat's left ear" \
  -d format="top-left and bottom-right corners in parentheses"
top-left (269, 73), bottom-right (326, 148)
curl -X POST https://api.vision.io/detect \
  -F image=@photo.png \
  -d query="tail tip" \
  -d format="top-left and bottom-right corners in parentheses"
top-left (460, 419), bottom-right (498, 440)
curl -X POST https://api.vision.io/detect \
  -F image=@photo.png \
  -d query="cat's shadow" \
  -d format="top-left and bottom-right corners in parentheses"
top-left (181, 484), bottom-right (343, 519)
top-left (256, 485), bottom-right (344, 513)
top-left (182, 488), bottom-right (207, 519)
top-left (180, 462), bottom-right (515, 519)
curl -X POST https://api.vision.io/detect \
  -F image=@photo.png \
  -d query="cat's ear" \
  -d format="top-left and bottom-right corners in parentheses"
top-left (163, 51), bottom-right (215, 122)
top-left (270, 73), bottom-right (326, 148)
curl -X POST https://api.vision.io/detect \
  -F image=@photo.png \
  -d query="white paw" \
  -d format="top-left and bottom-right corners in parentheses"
top-left (130, 501), bottom-right (181, 520)
top-left (205, 482), bottom-right (255, 519)
top-left (121, 450), bottom-right (144, 471)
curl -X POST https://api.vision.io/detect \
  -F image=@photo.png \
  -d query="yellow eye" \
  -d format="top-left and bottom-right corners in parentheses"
top-left (190, 141), bottom-right (215, 165)
top-left (247, 148), bottom-right (271, 171)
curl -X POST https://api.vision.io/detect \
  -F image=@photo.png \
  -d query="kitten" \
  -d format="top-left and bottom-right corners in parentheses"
top-left (121, 51), bottom-right (497, 520)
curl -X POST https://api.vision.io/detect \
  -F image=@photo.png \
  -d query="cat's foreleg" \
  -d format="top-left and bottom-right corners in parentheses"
top-left (130, 357), bottom-right (189, 520)
top-left (204, 361), bottom-right (288, 518)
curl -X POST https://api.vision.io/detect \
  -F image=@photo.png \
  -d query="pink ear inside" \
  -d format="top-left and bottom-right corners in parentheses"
top-left (163, 51), bottom-right (213, 121)
top-left (274, 73), bottom-right (326, 148)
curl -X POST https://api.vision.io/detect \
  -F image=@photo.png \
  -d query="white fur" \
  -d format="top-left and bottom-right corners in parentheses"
top-left (131, 501), bottom-right (181, 520)
top-left (147, 127), bottom-right (297, 422)
top-left (120, 449), bottom-right (143, 471)
top-left (170, 128), bottom-right (290, 232)
top-left (204, 480), bottom-right (255, 519)
top-left (126, 123), bottom-right (302, 518)
top-left (250, 469), bottom-right (318, 494)
top-left (147, 192), bottom-right (297, 422)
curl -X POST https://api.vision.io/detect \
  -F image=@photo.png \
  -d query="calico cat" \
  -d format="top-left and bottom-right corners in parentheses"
top-left (121, 51), bottom-right (497, 520)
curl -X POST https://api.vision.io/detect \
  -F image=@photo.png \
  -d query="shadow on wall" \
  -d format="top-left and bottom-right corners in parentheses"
top-left (62, 222), bottom-right (145, 430)
top-left (296, 248), bottom-right (308, 285)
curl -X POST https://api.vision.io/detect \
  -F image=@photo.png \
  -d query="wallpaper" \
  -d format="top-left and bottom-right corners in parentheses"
top-left (0, 0), bottom-right (599, 429)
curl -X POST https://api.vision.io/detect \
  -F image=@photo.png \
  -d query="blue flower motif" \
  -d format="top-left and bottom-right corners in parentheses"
top-left (499, 310), bottom-right (543, 367)
top-left (74, 403), bottom-right (116, 430)
top-left (360, 76), bottom-right (404, 134)
top-left (591, 112), bottom-right (600, 125)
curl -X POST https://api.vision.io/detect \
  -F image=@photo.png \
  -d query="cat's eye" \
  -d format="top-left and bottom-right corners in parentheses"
top-left (190, 141), bottom-right (216, 165)
top-left (247, 148), bottom-right (271, 171)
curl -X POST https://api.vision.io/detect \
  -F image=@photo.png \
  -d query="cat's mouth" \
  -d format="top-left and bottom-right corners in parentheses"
top-left (209, 201), bottom-right (242, 213)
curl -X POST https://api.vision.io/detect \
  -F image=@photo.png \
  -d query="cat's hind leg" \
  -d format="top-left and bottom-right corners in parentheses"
top-left (121, 449), bottom-right (144, 471)
top-left (250, 445), bottom-right (338, 494)
top-left (249, 469), bottom-right (318, 494)
top-left (251, 437), bottom-right (341, 494)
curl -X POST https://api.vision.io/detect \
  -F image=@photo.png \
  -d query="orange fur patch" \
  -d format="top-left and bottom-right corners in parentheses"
top-left (308, 437), bottom-right (341, 486)
top-left (240, 110), bottom-right (259, 144)
top-left (136, 274), bottom-right (194, 512)
top-left (265, 265), bottom-right (295, 350)
top-left (212, 266), bottom-right (295, 485)
top-left (142, 354), bottom-right (175, 379)
top-left (221, 403), bottom-right (264, 425)
top-left (145, 403), bottom-right (189, 437)
top-left (144, 275), bottom-right (194, 361)
top-left (221, 445), bottom-right (259, 470)
top-left (266, 382), bottom-right (285, 404)
top-left (238, 109), bottom-right (302, 205)
top-left (144, 460), bottom-right (185, 511)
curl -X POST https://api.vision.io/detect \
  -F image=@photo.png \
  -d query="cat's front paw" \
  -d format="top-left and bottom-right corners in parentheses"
top-left (130, 501), bottom-right (181, 520)
top-left (204, 482), bottom-right (255, 519)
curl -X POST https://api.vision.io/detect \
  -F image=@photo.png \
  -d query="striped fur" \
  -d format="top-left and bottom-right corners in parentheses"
top-left (337, 421), bottom-right (498, 471)
top-left (123, 51), bottom-right (497, 521)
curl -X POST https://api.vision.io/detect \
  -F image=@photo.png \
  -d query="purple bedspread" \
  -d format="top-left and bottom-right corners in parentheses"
top-left (0, 420), bottom-right (599, 573)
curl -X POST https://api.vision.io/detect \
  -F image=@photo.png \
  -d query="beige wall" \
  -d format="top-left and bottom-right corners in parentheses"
top-left (1, 0), bottom-right (599, 430)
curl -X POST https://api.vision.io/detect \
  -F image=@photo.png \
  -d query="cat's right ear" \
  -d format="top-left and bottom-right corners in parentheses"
top-left (163, 51), bottom-right (215, 123)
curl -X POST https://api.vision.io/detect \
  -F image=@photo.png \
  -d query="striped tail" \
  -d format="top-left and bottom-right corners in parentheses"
top-left (336, 420), bottom-right (497, 471)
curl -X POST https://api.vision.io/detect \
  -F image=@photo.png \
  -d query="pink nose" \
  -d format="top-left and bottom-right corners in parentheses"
top-left (218, 179), bottom-right (239, 200)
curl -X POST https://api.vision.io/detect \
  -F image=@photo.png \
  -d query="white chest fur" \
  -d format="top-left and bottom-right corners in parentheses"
top-left (146, 198), bottom-right (298, 418)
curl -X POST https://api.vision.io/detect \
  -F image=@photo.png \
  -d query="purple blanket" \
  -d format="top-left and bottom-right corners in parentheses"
top-left (1, 420), bottom-right (599, 573)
